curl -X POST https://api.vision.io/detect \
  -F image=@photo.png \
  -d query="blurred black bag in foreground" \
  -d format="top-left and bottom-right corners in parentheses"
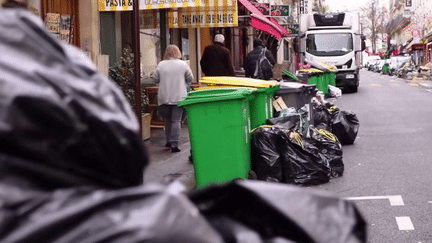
top-left (188, 180), bottom-right (367, 243)
top-left (0, 8), bottom-right (148, 189)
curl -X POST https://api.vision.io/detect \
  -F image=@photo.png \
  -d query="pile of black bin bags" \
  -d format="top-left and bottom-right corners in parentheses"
top-left (0, 8), bottom-right (367, 243)
top-left (252, 101), bottom-right (359, 186)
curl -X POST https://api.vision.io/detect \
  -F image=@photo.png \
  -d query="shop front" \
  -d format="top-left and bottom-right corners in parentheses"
top-left (99, 0), bottom-right (238, 81)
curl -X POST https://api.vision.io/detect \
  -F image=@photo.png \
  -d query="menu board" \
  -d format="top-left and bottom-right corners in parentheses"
top-left (45, 13), bottom-right (74, 44)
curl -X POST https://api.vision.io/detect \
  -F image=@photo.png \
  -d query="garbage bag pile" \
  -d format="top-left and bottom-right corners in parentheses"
top-left (252, 85), bottom-right (358, 185)
top-left (268, 106), bottom-right (310, 134)
top-left (188, 180), bottom-right (367, 243)
top-left (251, 125), bottom-right (343, 185)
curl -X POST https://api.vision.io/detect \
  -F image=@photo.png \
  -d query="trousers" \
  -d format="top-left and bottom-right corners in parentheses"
top-left (158, 105), bottom-right (185, 147)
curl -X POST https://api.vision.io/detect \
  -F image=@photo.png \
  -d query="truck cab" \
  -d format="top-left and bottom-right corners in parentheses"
top-left (297, 13), bottom-right (366, 92)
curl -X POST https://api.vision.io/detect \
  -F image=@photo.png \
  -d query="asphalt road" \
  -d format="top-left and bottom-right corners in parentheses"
top-left (314, 69), bottom-right (432, 243)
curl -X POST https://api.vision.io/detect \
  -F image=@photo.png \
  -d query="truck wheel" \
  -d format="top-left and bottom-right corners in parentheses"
top-left (350, 85), bottom-right (358, 93)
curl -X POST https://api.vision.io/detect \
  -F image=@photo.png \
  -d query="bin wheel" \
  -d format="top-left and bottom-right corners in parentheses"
top-left (248, 170), bottom-right (257, 180)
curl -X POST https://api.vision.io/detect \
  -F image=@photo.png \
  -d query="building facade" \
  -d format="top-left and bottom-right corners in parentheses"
top-left (387, 0), bottom-right (432, 64)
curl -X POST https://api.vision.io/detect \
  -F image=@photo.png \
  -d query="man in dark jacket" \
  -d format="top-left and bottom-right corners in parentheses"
top-left (244, 39), bottom-right (276, 80)
top-left (200, 34), bottom-right (235, 76)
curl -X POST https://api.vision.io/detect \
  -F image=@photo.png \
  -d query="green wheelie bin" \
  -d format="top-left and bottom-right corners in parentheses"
top-left (178, 88), bottom-right (254, 188)
top-left (198, 77), bottom-right (280, 129)
top-left (308, 72), bottom-right (328, 94)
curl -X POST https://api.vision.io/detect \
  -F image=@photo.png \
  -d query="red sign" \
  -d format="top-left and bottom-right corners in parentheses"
top-left (411, 28), bottom-right (421, 37)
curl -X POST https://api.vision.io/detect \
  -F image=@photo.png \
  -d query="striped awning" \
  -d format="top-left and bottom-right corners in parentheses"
top-left (237, 0), bottom-right (287, 40)
top-left (168, 7), bottom-right (238, 28)
top-left (99, 0), bottom-right (236, 11)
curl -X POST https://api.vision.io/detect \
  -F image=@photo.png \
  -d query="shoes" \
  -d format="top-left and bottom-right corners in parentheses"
top-left (171, 147), bottom-right (181, 153)
top-left (165, 142), bottom-right (171, 148)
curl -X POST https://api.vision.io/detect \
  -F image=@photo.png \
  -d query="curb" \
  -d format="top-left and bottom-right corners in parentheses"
top-left (418, 82), bottom-right (432, 89)
top-left (400, 76), bottom-right (432, 89)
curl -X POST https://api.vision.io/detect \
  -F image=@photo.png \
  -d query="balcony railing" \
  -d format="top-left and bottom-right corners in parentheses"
top-left (387, 13), bottom-right (410, 33)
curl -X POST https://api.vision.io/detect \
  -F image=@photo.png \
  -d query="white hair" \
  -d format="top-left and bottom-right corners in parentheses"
top-left (214, 34), bottom-right (225, 43)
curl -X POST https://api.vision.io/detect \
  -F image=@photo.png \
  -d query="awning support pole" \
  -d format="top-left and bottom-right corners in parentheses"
top-left (132, 0), bottom-right (142, 138)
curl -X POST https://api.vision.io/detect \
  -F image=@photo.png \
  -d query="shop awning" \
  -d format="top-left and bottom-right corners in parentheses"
top-left (406, 39), bottom-right (425, 51)
top-left (238, 0), bottom-right (286, 40)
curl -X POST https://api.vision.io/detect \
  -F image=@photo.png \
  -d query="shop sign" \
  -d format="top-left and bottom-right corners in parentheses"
top-left (99, 0), bottom-right (236, 11)
top-left (168, 6), bottom-right (238, 28)
top-left (271, 5), bottom-right (289, 17)
top-left (299, 0), bottom-right (308, 14)
top-left (402, 22), bottom-right (415, 38)
top-left (411, 28), bottom-right (420, 38)
top-left (253, 3), bottom-right (269, 16)
top-left (426, 18), bottom-right (432, 29)
top-left (405, 0), bottom-right (412, 7)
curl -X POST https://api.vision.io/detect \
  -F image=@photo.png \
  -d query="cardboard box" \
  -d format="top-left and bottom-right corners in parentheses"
top-left (273, 97), bottom-right (287, 111)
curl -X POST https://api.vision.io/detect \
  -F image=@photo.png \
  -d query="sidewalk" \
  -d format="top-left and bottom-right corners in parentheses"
top-left (142, 123), bottom-right (196, 188)
top-left (404, 76), bottom-right (432, 89)
top-left (391, 73), bottom-right (432, 89)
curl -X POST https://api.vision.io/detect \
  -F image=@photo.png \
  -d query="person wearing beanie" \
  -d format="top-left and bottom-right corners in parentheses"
top-left (200, 33), bottom-right (235, 76)
top-left (244, 39), bottom-right (276, 80)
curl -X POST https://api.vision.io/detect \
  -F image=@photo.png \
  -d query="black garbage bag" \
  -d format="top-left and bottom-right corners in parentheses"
top-left (0, 183), bottom-right (224, 243)
top-left (305, 126), bottom-right (344, 178)
top-left (188, 180), bottom-right (367, 243)
top-left (251, 126), bottom-right (284, 182)
top-left (312, 103), bottom-right (332, 132)
top-left (0, 8), bottom-right (148, 189)
top-left (268, 113), bottom-right (300, 130)
top-left (278, 129), bottom-right (331, 185)
top-left (268, 106), bottom-right (309, 134)
top-left (330, 108), bottom-right (360, 145)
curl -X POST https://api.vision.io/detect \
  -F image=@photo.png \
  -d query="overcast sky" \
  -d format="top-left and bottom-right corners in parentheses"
top-left (326, 0), bottom-right (389, 13)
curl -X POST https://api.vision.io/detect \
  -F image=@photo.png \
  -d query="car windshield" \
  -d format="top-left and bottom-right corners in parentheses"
top-left (306, 33), bottom-right (353, 56)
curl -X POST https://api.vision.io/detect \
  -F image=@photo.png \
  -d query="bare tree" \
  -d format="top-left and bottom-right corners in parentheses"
top-left (361, 0), bottom-right (382, 54)
top-left (312, 0), bottom-right (329, 13)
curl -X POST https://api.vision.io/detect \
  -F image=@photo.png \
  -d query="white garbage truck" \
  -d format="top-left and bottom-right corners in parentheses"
top-left (296, 13), bottom-right (366, 92)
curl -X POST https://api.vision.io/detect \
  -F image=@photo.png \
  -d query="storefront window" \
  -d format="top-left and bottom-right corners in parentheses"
top-left (140, 29), bottom-right (161, 78)
top-left (181, 29), bottom-right (189, 60)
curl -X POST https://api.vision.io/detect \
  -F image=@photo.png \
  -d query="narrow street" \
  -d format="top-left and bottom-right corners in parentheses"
top-left (314, 69), bottom-right (432, 242)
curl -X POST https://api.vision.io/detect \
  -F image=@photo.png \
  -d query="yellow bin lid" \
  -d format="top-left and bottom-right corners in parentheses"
top-left (298, 68), bottom-right (323, 73)
top-left (200, 76), bottom-right (278, 88)
top-left (194, 85), bottom-right (257, 91)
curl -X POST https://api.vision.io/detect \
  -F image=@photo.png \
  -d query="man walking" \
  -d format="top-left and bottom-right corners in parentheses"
top-left (244, 39), bottom-right (276, 80)
top-left (200, 34), bottom-right (235, 76)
